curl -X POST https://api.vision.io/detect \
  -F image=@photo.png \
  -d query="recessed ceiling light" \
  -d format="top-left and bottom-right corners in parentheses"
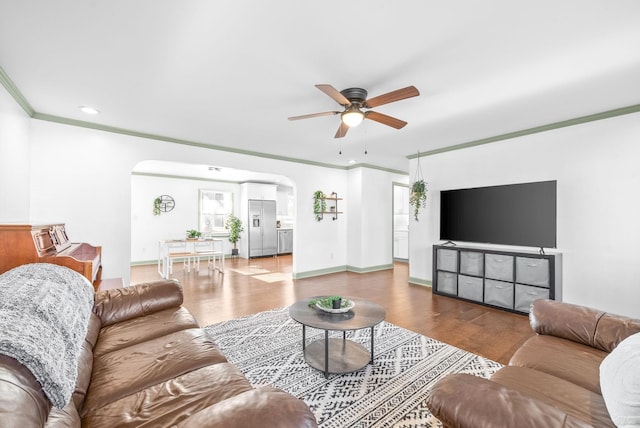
top-left (79, 106), bottom-right (100, 115)
top-left (348, 160), bottom-right (357, 164)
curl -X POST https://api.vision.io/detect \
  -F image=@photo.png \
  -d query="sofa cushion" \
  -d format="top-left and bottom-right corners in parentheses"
top-left (595, 314), bottom-right (640, 354)
top-left (530, 299), bottom-right (640, 353)
top-left (530, 299), bottom-right (604, 348)
top-left (426, 373), bottom-right (594, 428)
top-left (600, 332), bottom-right (640, 428)
top-left (82, 363), bottom-right (253, 428)
top-left (178, 387), bottom-right (320, 428)
top-left (510, 334), bottom-right (607, 394)
top-left (93, 280), bottom-right (183, 327)
top-left (82, 328), bottom-right (227, 415)
top-left (492, 366), bottom-right (614, 428)
top-left (93, 306), bottom-right (198, 356)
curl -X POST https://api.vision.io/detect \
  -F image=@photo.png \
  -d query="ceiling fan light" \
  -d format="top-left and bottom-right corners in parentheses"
top-left (341, 109), bottom-right (364, 127)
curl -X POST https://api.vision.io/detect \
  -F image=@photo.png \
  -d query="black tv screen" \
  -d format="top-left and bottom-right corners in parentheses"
top-left (440, 180), bottom-right (557, 248)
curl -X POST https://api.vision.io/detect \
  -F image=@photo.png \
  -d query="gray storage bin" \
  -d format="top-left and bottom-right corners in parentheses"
top-left (516, 257), bottom-right (550, 287)
top-left (458, 275), bottom-right (483, 302)
top-left (485, 254), bottom-right (514, 281)
top-left (460, 251), bottom-right (484, 276)
top-left (484, 279), bottom-right (514, 309)
top-left (436, 271), bottom-right (457, 295)
top-left (437, 249), bottom-right (458, 272)
top-left (515, 284), bottom-right (550, 313)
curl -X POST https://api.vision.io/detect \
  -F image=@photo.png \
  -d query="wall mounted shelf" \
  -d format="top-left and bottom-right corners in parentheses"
top-left (315, 192), bottom-right (343, 221)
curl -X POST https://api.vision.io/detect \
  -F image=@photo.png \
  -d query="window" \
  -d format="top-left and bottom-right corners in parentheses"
top-left (199, 190), bottom-right (233, 234)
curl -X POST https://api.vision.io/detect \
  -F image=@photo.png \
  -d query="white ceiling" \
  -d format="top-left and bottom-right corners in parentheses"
top-left (1, 0), bottom-right (639, 174)
top-left (134, 160), bottom-right (295, 187)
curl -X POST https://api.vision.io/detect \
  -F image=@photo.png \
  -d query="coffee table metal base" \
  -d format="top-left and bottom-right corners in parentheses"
top-left (303, 326), bottom-right (375, 378)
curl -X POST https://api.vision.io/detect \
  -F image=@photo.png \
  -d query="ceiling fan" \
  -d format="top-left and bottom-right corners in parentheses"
top-left (288, 84), bottom-right (420, 138)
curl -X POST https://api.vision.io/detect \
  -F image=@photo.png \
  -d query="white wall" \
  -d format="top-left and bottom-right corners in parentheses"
top-left (409, 112), bottom-right (640, 317)
top-left (346, 168), bottom-right (363, 268)
top-left (347, 167), bottom-right (409, 270)
top-left (0, 85), bottom-right (31, 221)
top-left (130, 174), bottom-right (241, 262)
top-left (26, 118), bottom-right (361, 283)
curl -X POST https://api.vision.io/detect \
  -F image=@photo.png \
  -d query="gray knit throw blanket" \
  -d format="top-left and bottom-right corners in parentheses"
top-left (0, 263), bottom-right (94, 408)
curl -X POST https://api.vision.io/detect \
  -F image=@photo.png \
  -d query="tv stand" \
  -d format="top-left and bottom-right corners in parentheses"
top-left (432, 244), bottom-right (562, 315)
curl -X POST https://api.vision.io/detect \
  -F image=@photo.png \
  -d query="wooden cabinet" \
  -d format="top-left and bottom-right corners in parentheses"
top-left (432, 244), bottom-right (562, 315)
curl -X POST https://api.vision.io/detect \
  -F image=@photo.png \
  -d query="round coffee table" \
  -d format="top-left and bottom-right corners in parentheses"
top-left (289, 296), bottom-right (386, 378)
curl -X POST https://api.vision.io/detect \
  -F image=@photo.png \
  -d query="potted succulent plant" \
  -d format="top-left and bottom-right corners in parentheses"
top-left (225, 214), bottom-right (244, 256)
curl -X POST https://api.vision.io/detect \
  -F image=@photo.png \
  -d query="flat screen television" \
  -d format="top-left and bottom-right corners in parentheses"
top-left (439, 180), bottom-right (557, 248)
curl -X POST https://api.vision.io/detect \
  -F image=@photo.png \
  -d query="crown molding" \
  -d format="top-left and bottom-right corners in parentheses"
top-left (346, 163), bottom-right (408, 176)
top-left (3, 65), bottom-right (638, 171)
top-left (0, 66), bottom-right (35, 117)
top-left (407, 104), bottom-right (640, 159)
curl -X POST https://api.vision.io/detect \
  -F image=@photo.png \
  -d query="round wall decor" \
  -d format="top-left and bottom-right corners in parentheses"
top-left (157, 195), bottom-right (175, 213)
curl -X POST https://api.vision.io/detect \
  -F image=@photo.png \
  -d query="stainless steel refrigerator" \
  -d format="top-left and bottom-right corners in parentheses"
top-left (248, 199), bottom-right (277, 258)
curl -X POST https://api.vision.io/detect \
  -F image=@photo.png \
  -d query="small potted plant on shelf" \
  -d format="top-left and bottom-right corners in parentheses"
top-left (186, 229), bottom-right (202, 240)
top-left (313, 190), bottom-right (326, 222)
top-left (225, 214), bottom-right (244, 256)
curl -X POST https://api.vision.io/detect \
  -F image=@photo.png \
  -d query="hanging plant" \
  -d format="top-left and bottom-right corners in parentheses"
top-left (409, 180), bottom-right (428, 221)
top-left (313, 190), bottom-right (326, 222)
top-left (409, 152), bottom-right (428, 221)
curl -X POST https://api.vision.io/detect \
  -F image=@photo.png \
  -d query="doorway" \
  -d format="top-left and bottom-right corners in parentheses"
top-left (393, 183), bottom-right (409, 261)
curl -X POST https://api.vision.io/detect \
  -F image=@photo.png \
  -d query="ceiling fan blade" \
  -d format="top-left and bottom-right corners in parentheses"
top-left (288, 111), bottom-right (340, 121)
top-left (365, 111), bottom-right (408, 129)
top-left (334, 121), bottom-right (349, 138)
top-left (364, 85), bottom-right (419, 108)
top-left (316, 84), bottom-right (351, 106)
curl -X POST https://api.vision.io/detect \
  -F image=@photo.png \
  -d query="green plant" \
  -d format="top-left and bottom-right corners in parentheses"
top-left (313, 190), bottom-right (326, 221)
top-left (409, 179), bottom-right (428, 221)
top-left (153, 197), bottom-right (162, 216)
top-left (308, 296), bottom-right (349, 308)
top-left (186, 229), bottom-right (202, 239)
top-left (224, 214), bottom-right (244, 249)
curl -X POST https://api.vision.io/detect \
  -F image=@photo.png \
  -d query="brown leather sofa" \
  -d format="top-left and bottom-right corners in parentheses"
top-left (0, 279), bottom-right (317, 427)
top-left (426, 299), bottom-right (640, 428)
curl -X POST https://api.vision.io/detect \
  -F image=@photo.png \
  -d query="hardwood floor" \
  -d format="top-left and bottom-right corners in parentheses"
top-left (130, 255), bottom-right (534, 365)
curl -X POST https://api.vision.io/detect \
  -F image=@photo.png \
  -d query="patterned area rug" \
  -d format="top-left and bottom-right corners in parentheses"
top-left (205, 307), bottom-right (503, 427)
